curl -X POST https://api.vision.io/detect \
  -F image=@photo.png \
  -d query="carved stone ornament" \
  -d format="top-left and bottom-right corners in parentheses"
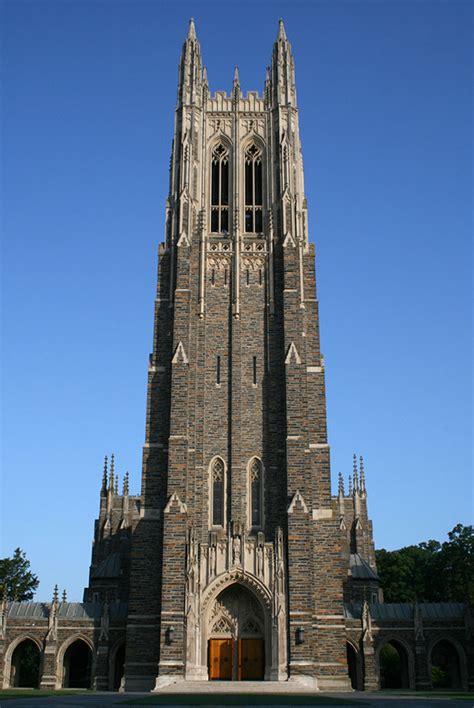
top-left (362, 599), bottom-right (373, 642)
top-left (242, 255), bottom-right (265, 271)
top-left (207, 254), bottom-right (231, 271)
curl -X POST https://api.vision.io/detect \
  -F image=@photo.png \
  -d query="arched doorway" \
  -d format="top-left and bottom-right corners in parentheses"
top-left (111, 642), bottom-right (126, 691)
top-left (10, 639), bottom-right (40, 688)
top-left (346, 642), bottom-right (362, 690)
top-left (431, 639), bottom-right (461, 689)
top-left (63, 639), bottom-right (92, 688)
top-left (379, 640), bottom-right (409, 689)
top-left (207, 584), bottom-right (265, 681)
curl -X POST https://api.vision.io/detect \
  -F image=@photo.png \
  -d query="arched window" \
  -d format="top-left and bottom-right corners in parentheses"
top-left (244, 144), bottom-right (263, 233)
top-left (211, 457), bottom-right (226, 526)
top-left (249, 458), bottom-right (263, 528)
top-left (211, 144), bottom-right (229, 234)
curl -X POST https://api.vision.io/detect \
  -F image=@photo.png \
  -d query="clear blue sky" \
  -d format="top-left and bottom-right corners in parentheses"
top-left (1, 0), bottom-right (472, 601)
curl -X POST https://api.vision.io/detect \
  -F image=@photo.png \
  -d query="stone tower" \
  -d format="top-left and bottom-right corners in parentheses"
top-left (123, 19), bottom-right (352, 691)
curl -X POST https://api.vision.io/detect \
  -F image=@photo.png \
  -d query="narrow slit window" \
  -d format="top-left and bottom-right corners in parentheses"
top-left (211, 269), bottom-right (215, 286)
top-left (211, 144), bottom-right (229, 234)
top-left (224, 269), bottom-right (228, 286)
top-left (244, 144), bottom-right (263, 233)
top-left (216, 355), bottom-right (221, 385)
top-left (250, 458), bottom-right (263, 527)
top-left (246, 269), bottom-right (250, 286)
top-left (259, 269), bottom-right (262, 286)
top-left (253, 356), bottom-right (257, 385)
top-left (212, 458), bottom-right (225, 526)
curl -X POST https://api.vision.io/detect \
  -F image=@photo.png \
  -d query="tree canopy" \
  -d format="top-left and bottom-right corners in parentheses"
top-left (376, 524), bottom-right (474, 604)
top-left (0, 548), bottom-right (39, 601)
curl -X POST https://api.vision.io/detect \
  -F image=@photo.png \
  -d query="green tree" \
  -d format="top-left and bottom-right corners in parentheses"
top-left (0, 548), bottom-right (39, 601)
top-left (376, 525), bottom-right (473, 603)
top-left (442, 524), bottom-right (474, 604)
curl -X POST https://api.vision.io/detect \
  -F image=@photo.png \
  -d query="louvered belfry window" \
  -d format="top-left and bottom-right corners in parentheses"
top-left (245, 144), bottom-right (263, 233)
top-left (211, 144), bottom-right (229, 234)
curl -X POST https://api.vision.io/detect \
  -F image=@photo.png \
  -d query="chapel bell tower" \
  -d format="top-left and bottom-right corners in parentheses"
top-left (123, 19), bottom-right (352, 691)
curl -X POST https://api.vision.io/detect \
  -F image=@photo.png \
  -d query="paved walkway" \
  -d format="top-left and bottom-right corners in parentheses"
top-left (0, 688), bottom-right (472, 708)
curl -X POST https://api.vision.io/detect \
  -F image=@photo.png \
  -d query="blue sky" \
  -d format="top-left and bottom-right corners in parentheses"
top-left (1, 0), bottom-right (472, 601)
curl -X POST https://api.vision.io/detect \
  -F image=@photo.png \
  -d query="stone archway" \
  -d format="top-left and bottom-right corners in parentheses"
top-left (207, 584), bottom-right (265, 680)
top-left (62, 639), bottom-right (92, 688)
top-left (430, 639), bottom-right (464, 689)
top-left (346, 641), bottom-right (363, 690)
top-left (109, 640), bottom-right (126, 691)
top-left (378, 639), bottom-right (411, 689)
top-left (3, 636), bottom-right (42, 689)
top-left (200, 578), bottom-right (278, 681)
top-left (9, 638), bottom-right (41, 688)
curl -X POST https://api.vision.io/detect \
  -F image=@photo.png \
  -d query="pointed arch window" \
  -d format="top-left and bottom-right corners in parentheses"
top-left (211, 457), bottom-right (226, 527)
top-left (245, 144), bottom-right (263, 233)
top-left (211, 144), bottom-right (229, 234)
top-left (249, 458), bottom-right (263, 528)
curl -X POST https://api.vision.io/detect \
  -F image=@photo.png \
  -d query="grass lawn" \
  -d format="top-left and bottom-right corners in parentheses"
top-left (120, 695), bottom-right (365, 706)
top-left (0, 689), bottom-right (89, 700)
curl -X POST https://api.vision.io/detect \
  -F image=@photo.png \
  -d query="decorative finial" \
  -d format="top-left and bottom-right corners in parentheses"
top-left (348, 475), bottom-right (353, 496)
top-left (52, 584), bottom-right (59, 604)
top-left (114, 476), bottom-right (119, 496)
top-left (101, 455), bottom-right (108, 493)
top-left (187, 17), bottom-right (196, 40)
top-left (338, 472), bottom-right (344, 496)
top-left (62, 589), bottom-right (67, 602)
top-left (123, 471), bottom-right (129, 496)
top-left (353, 453), bottom-right (359, 493)
top-left (265, 66), bottom-right (270, 83)
top-left (202, 66), bottom-right (208, 83)
top-left (233, 65), bottom-right (240, 84)
top-left (109, 453), bottom-right (115, 492)
top-left (277, 18), bottom-right (287, 40)
top-left (359, 455), bottom-right (366, 494)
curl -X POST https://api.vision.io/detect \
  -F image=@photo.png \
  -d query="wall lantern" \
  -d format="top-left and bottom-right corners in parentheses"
top-left (295, 627), bottom-right (305, 645)
top-left (165, 626), bottom-right (175, 645)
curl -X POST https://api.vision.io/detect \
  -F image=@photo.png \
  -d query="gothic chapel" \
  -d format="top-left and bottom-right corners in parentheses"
top-left (122, 16), bottom-right (356, 690)
top-left (1, 20), bottom-right (471, 694)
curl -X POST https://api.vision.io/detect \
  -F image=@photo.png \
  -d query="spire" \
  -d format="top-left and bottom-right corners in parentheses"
top-left (348, 475), bottom-right (353, 496)
top-left (109, 453), bottom-right (115, 494)
top-left (277, 18), bottom-right (287, 41)
top-left (62, 589), bottom-right (67, 603)
top-left (123, 471), bottom-right (129, 496)
top-left (359, 455), bottom-right (366, 496)
top-left (353, 453), bottom-right (359, 494)
top-left (114, 476), bottom-right (119, 496)
top-left (177, 18), bottom-right (202, 107)
top-left (271, 19), bottom-right (297, 108)
top-left (338, 472), bottom-right (345, 496)
top-left (232, 65), bottom-right (240, 105)
top-left (52, 584), bottom-right (59, 605)
top-left (202, 66), bottom-right (208, 83)
top-left (101, 455), bottom-right (108, 495)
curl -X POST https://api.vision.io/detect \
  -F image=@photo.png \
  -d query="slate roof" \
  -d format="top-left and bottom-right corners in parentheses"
top-left (91, 552), bottom-right (121, 579)
top-left (6, 601), bottom-right (128, 621)
top-left (349, 553), bottom-right (379, 580)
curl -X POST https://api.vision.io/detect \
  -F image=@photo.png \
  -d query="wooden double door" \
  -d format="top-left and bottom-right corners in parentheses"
top-left (209, 638), bottom-right (264, 680)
